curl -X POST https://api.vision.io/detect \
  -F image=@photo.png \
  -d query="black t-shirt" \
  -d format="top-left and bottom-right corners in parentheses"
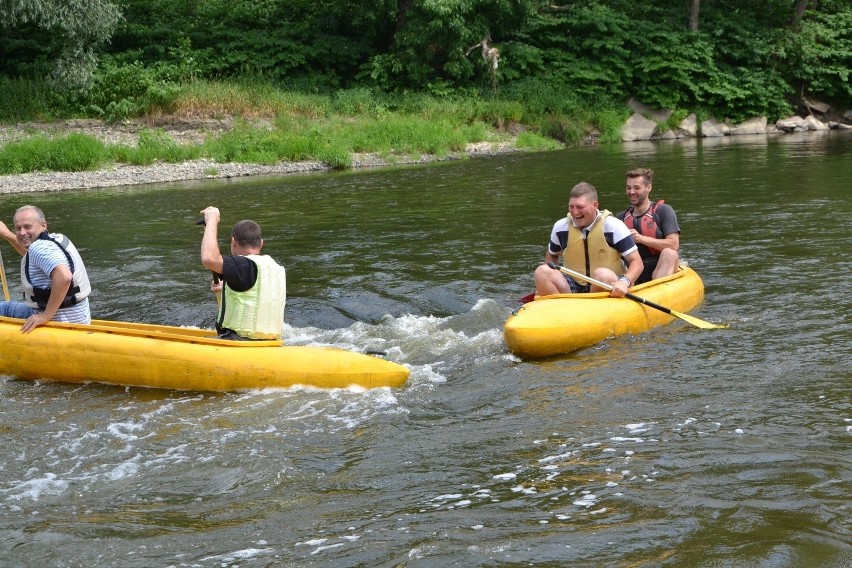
top-left (221, 255), bottom-right (258, 292)
top-left (215, 255), bottom-right (259, 338)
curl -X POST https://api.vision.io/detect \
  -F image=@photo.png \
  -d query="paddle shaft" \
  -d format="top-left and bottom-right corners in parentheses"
top-left (547, 261), bottom-right (680, 318)
top-left (0, 248), bottom-right (9, 301)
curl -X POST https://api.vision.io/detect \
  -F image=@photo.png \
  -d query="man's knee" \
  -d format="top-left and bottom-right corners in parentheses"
top-left (591, 267), bottom-right (616, 283)
top-left (533, 263), bottom-right (551, 278)
top-left (652, 249), bottom-right (680, 279)
top-left (660, 248), bottom-right (679, 264)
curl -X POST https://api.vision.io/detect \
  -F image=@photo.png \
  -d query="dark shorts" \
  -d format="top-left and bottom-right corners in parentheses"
top-left (217, 328), bottom-right (271, 341)
top-left (636, 259), bottom-right (658, 285)
top-left (217, 329), bottom-right (266, 341)
top-left (218, 329), bottom-right (247, 341)
top-left (564, 275), bottom-right (591, 293)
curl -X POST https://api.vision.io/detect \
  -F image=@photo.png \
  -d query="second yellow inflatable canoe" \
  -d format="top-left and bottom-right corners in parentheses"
top-left (503, 266), bottom-right (706, 358)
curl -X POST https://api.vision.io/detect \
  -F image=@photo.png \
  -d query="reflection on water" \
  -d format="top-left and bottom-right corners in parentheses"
top-left (1, 130), bottom-right (851, 566)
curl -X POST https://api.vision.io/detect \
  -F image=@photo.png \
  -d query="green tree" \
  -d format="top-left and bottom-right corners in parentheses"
top-left (782, 1), bottom-right (852, 101)
top-left (363, 0), bottom-right (533, 92)
top-left (110, 0), bottom-right (399, 90)
top-left (0, 0), bottom-right (122, 87)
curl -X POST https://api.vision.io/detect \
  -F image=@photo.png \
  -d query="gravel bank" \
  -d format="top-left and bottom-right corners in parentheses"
top-left (0, 118), bottom-right (521, 195)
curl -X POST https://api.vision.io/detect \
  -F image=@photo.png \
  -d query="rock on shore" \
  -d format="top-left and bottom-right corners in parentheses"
top-left (0, 159), bottom-right (326, 195)
top-left (620, 98), bottom-right (852, 142)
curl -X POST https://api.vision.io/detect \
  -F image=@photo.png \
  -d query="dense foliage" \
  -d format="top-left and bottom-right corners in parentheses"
top-left (1, 0), bottom-right (849, 125)
top-left (0, 0), bottom-right (121, 87)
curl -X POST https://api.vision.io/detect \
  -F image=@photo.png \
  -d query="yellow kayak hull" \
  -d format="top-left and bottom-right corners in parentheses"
top-left (503, 266), bottom-right (706, 358)
top-left (0, 318), bottom-right (409, 391)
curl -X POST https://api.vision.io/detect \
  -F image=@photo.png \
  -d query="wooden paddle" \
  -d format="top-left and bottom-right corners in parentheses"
top-left (546, 261), bottom-right (728, 330)
top-left (0, 248), bottom-right (10, 301)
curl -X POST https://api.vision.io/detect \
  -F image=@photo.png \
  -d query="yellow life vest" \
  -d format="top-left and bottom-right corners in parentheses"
top-left (219, 254), bottom-right (286, 339)
top-left (562, 210), bottom-right (624, 279)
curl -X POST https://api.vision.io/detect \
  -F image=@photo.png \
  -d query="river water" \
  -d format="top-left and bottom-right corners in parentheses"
top-left (1, 131), bottom-right (850, 567)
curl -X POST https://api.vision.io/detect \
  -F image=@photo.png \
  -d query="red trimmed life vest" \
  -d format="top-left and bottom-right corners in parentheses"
top-left (622, 200), bottom-right (665, 256)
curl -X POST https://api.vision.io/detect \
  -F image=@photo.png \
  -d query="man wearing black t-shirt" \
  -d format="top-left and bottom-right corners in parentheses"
top-left (200, 206), bottom-right (286, 340)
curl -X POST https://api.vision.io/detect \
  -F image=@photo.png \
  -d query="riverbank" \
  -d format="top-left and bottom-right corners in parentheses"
top-left (0, 118), bottom-right (525, 195)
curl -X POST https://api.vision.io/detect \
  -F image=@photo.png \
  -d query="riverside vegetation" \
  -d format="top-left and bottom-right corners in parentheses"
top-left (1, 1), bottom-right (849, 181)
top-left (0, 85), bottom-right (564, 178)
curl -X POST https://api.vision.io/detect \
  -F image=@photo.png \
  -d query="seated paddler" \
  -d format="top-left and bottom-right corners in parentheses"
top-left (199, 206), bottom-right (286, 340)
top-left (0, 205), bottom-right (92, 333)
top-left (616, 167), bottom-right (681, 283)
top-left (533, 182), bottom-right (643, 298)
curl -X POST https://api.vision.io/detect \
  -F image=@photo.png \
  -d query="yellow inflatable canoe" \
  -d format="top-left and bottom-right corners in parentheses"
top-left (0, 317), bottom-right (410, 391)
top-left (504, 266), bottom-right (706, 358)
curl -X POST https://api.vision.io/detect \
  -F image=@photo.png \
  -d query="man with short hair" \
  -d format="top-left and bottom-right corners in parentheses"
top-left (616, 168), bottom-right (680, 283)
top-left (0, 205), bottom-right (91, 332)
top-left (200, 206), bottom-right (286, 340)
top-left (533, 182), bottom-right (643, 297)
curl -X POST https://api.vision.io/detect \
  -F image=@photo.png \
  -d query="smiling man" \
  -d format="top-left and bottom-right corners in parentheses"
top-left (533, 182), bottom-right (643, 297)
top-left (0, 205), bottom-right (91, 332)
top-left (616, 168), bottom-right (680, 283)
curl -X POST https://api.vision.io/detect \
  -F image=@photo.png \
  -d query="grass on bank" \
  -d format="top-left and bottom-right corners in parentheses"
top-left (0, 134), bottom-right (106, 174)
top-left (0, 115), bottom-right (534, 175)
top-left (0, 79), bottom-right (615, 176)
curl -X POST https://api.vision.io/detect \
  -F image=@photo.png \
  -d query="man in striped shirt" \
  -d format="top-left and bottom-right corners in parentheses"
top-left (533, 182), bottom-right (643, 297)
top-left (0, 205), bottom-right (91, 332)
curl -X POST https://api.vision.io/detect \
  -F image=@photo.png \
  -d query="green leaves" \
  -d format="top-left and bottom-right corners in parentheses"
top-left (513, 0), bottom-right (834, 121)
top-left (0, 0), bottom-right (121, 88)
top-left (788, 8), bottom-right (852, 99)
top-left (1, 0), bottom-right (848, 125)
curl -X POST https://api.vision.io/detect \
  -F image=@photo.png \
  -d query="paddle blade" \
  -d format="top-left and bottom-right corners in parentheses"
top-left (670, 309), bottom-right (729, 329)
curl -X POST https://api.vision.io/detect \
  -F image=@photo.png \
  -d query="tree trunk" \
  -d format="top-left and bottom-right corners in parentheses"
top-left (688, 0), bottom-right (700, 32)
top-left (397, 0), bottom-right (414, 31)
top-left (791, 0), bottom-right (810, 29)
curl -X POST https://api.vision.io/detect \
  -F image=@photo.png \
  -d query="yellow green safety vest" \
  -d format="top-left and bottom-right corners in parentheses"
top-left (562, 210), bottom-right (624, 279)
top-left (219, 254), bottom-right (286, 339)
